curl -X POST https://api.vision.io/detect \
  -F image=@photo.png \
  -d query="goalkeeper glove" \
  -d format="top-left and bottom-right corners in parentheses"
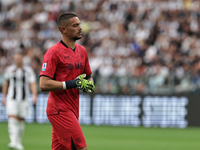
top-left (63, 74), bottom-right (95, 93)
top-left (75, 74), bottom-right (95, 93)
top-left (82, 80), bottom-right (95, 94)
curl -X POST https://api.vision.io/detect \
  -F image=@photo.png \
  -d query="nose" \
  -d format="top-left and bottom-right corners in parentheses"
top-left (79, 25), bottom-right (82, 30)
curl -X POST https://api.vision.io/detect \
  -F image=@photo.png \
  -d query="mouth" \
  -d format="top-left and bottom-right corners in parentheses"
top-left (77, 31), bottom-right (82, 36)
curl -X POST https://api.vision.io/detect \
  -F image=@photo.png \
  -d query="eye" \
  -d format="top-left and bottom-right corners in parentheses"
top-left (73, 23), bottom-right (81, 27)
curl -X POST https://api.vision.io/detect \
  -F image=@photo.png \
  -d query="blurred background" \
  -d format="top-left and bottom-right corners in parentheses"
top-left (1, 0), bottom-right (200, 149)
top-left (1, 0), bottom-right (200, 125)
top-left (1, 0), bottom-right (200, 124)
top-left (1, 0), bottom-right (200, 94)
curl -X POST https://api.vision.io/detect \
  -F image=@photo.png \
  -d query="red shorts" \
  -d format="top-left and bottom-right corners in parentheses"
top-left (47, 112), bottom-right (87, 150)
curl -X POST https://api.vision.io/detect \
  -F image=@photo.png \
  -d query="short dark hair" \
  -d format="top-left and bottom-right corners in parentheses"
top-left (14, 48), bottom-right (24, 56)
top-left (57, 12), bottom-right (77, 32)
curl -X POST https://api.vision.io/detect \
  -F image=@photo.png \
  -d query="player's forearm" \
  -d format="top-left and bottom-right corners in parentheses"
top-left (30, 82), bottom-right (37, 97)
top-left (39, 77), bottom-right (63, 91)
top-left (85, 74), bottom-right (94, 84)
top-left (2, 81), bottom-right (8, 98)
top-left (87, 77), bottom-right (94, 84)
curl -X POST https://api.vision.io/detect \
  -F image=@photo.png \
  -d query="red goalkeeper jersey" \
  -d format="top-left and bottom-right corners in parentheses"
top-left (40, 40), bottom-right (92, 118)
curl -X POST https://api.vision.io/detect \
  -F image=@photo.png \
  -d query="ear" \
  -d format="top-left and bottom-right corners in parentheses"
top-left (60, 26), bottom-right (67, 34)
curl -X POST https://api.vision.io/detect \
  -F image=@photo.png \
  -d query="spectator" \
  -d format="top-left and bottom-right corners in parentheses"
top-left (1, 0), bottom-right (200, 94)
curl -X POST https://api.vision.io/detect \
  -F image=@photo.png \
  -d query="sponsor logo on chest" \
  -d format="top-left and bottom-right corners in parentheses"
top-left (63, 54), bottom-right (85, 70)
top-left (67, 63), bottom-right (85, 70)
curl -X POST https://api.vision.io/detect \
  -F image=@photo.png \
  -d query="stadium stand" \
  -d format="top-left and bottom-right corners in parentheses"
top-left (0, 0), bottom-right (200, 95)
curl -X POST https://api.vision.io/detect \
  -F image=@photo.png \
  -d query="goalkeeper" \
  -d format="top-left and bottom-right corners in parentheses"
top-left (39, 12), bottom-right (95, 150)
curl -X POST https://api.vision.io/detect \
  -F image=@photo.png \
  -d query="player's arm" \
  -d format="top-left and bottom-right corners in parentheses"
top-left (29, 82), bottom-right (37, 104)
top-left (40, 74), bottom-right (92, 92)
top-left (39, 76), bottom-right (63, 91)
top-left (2, 80), bottom-right (9, 106)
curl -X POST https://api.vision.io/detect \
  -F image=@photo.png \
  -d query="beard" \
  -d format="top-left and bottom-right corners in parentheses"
top-left (73, 36), bottom-right (82, 41)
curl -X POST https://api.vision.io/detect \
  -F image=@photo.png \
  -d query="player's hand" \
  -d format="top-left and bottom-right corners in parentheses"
top-left (2, 98), bottom-right (6, 106)
top-left (75, 74), bottom-right (95, 93)
top-left (75, 74), bottom-right (86, 89)
top-left (32, 95), bottom-right (37, 105)
top-left (82, 80), bottom-right (95, 94)
top-left (75, 74), bottom-right (86, 88)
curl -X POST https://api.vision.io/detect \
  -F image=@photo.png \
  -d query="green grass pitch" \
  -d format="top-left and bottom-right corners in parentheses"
top-left (0, 123), bottom-right (200, 150)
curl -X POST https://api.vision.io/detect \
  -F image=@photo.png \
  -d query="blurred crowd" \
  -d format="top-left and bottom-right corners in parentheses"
top-left (1, 0), bottom-right (200, 95)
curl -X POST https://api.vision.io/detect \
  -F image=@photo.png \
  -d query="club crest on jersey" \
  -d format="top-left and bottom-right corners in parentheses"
top-left (80, 53), bottom-right (84, 59)
top-left (42, 63), bottom-right (47, 71)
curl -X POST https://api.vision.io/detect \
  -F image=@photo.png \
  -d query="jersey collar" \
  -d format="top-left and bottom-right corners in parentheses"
top-left (60, 40), bottom-right (76, 52)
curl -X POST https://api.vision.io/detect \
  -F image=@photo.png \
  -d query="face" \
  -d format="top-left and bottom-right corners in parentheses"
top-left (62, 17), bottom-right (82, 41)
top-left (14, 53), bottom-right (23, 66)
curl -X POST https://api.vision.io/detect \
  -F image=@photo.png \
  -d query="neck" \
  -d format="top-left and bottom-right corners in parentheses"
top-left (62, 37), bottom-right (76, 49)
top-left (16, 63), bottom-right (23, 68)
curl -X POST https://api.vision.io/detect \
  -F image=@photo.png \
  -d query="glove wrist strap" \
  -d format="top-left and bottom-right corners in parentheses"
top-left (63, 79), bottom-right (80, 90)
